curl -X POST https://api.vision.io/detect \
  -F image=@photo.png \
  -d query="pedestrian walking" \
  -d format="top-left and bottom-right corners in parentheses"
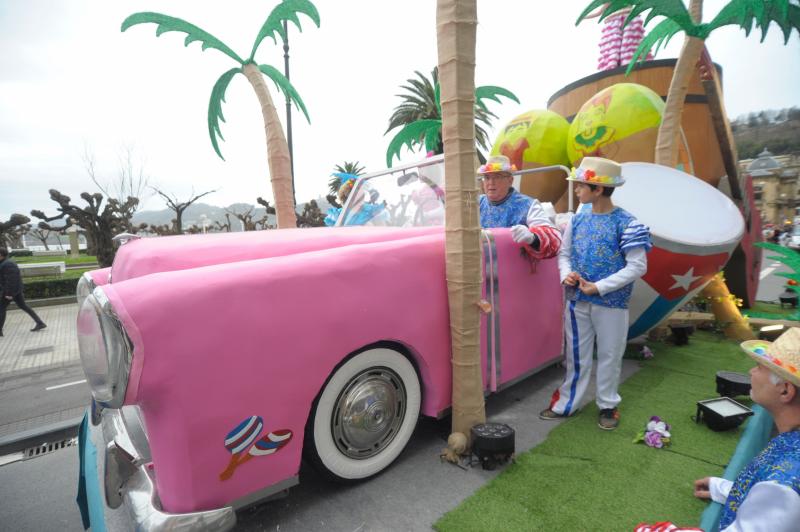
top-left (0, 246), bottom-right (47, 336)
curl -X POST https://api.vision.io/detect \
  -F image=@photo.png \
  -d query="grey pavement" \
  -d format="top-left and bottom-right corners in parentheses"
top-left (0, 303), bottom-right (79, 375)
top-left (755, 259), bottom-right (790, 303)
top-left (0, 303), bottom-right (87, 438)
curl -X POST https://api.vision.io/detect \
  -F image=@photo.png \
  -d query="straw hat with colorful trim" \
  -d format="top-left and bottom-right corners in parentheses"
top-left (477, 155), bottom-right (517, 177)
top-left (567, 156), bottom-right (625, 187)
top-left (741, 327), bottom-right (800, 387)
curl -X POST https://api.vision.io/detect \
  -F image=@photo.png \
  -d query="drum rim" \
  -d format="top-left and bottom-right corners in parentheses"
top-left (619, 162), bottom-right (744, 251)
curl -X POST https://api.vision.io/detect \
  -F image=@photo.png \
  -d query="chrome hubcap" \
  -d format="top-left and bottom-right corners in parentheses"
top-left (332, 367), bottom-right (407, 459)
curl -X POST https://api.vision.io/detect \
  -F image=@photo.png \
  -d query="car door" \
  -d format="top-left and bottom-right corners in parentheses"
top-left (481, 228), bottom-right (564, 391)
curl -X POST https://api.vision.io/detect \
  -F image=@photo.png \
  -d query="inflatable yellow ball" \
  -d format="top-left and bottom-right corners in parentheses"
top-left (567, 83), bottom-right (668, 167)
top-left (490, 109), bottom-right (570, 204)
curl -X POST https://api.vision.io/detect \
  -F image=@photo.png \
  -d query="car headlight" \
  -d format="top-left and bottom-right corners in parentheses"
top-left (77, 287), bottom-right (133, 408)
top-left (76, 272), bottom-right (96, 309)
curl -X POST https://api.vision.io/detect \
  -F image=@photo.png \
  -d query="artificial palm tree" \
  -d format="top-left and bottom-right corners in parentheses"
top-left (436, 0), bottom-right (486, 454)
top-left (579, 0), bottom-right (800, 168)
top-left (329, 161), bottom-right (366, 195)
top-left (385, 68), bottom-right (518, 167)
top-left (121, 1), bottom-right (321, 229)
top-left (579, 0), bottom-right (800, 341)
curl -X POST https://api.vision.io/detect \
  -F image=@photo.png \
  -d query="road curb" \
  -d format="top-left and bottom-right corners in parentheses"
top-left (8, 296), bottom-right (77, 309)
top-left (0, 417), bottom-right (82, 456)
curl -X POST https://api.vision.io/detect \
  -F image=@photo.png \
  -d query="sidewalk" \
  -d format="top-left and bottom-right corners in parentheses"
top-left (0, 303), bottom-right (85, 442)
top-left (0, 303), bottom-right (79, 376)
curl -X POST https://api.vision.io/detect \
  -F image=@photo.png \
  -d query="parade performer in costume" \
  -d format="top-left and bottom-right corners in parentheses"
top-left (478, 155), bottom-right (561, 259)
top-left (693, 328), bottom-right (800, 531)
top-left (540, 157), bottom-right (651, 430)
top-left (324, 172), bottom-right (388, 227)
top-left (324, 172), bottom-right (357, 226)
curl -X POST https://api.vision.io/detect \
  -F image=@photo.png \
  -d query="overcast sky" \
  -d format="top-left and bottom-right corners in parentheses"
top-left (2, 0), bottom-right (799, 220)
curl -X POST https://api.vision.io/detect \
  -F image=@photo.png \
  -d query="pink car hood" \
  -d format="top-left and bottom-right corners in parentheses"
top-left (111, 226), bottom-right (441, 282)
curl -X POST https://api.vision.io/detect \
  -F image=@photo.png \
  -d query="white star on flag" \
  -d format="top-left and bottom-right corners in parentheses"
top-left (669, 267), bottom-right (701, 292)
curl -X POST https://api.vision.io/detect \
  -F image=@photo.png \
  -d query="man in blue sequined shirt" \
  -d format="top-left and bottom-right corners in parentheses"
top-left (693, 327), bottom-right (800, 531)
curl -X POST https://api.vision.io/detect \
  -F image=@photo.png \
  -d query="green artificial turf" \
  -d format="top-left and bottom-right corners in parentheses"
top-left (744, 301), bottom-right (800, 321)
top-left (435, 331), bottom-right (757, 532)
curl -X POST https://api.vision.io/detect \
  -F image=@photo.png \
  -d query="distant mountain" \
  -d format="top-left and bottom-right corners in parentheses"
top-left (732, 107), bottom-right (800, 159)
top-left (132, 197), bottom-right (332, 230)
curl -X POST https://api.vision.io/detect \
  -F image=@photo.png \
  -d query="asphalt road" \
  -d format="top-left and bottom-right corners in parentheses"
top-left (0, 363), bottom-right (89, 438)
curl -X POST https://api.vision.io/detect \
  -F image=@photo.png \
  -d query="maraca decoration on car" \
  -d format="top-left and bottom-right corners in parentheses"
top-left (219, 416), bottom-right (293, 481)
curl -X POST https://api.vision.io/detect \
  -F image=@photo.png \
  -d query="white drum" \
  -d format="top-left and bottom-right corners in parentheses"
top-left (613, 163), bottom-right (744, 338)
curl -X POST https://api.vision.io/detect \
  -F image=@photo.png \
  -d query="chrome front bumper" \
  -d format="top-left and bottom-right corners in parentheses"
top-left (78, 405), bottom-right (236, 531)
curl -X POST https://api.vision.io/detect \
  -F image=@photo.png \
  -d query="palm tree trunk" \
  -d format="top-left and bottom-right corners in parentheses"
top-left (437, 0), bottom-right (485, 448)
top-left (242, 63), bottom-right (298, 229)
top-left (655, 0), bottom-right (753, 341)
top-left (654, 0), bottom-right (703, 167)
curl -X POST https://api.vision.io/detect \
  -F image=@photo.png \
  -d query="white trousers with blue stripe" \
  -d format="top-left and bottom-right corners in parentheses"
top-left (551, 300), bottom-right (628, 415)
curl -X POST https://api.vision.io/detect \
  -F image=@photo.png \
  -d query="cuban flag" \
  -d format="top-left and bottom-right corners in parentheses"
top-left (628, 246), bottom-right (731, 339)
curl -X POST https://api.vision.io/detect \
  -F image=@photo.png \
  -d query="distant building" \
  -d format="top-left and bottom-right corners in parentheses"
top-left (739, 148), bottom-right (800, 226)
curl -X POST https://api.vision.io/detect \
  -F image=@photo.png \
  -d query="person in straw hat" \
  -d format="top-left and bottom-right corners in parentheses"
top-left (693, 328), bottom-right (800, 530)
top-left (477, 155), bottom-right (561, 259)
top-left (539, 157), bottom-right (651, 430)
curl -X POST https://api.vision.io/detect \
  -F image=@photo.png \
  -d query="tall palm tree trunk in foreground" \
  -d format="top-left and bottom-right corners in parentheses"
top-left (654, 0), bottom-right (704, 169)
top-left (653, 0), bottom-right (753, 340)
top-left (243, 62), bottom-right (298, 229)
top-left (437, 0), bottom-right (486, 450)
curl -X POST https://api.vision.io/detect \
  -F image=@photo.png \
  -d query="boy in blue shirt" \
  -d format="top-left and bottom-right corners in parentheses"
top-left (540, 157), bottom-right (651, 430)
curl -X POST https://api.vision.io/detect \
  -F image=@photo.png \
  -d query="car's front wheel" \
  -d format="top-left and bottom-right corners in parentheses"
top-left (305, 347), bottom-right (421, 482)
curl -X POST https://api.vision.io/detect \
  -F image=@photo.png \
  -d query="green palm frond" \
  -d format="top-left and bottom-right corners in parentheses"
top-left (577, 1), bottom-right (700, 37)
top-left (258, 64), bottom-right (310, 123)
top-left (207, 67), bottom-right (242, 160)
top-left (757, 242), bottom-right (800, 271)
top-left (249, 0), bottom-right (321, 61)
top-left (474, 86), bottom-right (519, 111)
top-left (334, 161), bottom-right (366, 176)
top-left (329, 162), bottom-right (366, 193)
top-left (576, 0), bottom-right (616, 24)
top-left (386, 120), bottom-right (442, 167)
top-left (625, 18), bottom-right (683, 74)
top-left (626, 1), bottom-right (696, 32)
top-left (708, 0), bottom-right (800, 43)
top-left (121, 12), bottom-right (245, 64)
top-left (386, 70), bottom-right (439, 134)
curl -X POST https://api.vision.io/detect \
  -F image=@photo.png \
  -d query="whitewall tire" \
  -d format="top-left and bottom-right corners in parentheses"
top-left (306, 348), bottom-right (421, 482)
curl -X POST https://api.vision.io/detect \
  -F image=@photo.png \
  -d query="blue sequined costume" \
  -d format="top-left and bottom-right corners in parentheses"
top-left (479, 188), bottom-right (533, 228)
top-left (568, 207), bottom-right (651, 309)
top-left (720, 430), bottom-right (800, 529)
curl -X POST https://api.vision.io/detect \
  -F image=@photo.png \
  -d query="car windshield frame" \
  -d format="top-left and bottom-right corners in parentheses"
top-left (337, 155), bottom-right (447, 228)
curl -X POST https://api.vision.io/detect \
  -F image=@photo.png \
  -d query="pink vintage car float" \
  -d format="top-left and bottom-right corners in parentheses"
top-left (76, 154), bottom-right (743, 530)
top-left (75, 156), bottom-right (565, 530)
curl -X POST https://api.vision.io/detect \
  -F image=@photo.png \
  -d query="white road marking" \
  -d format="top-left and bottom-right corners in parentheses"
top-left (760, 266), bottom-right (778, 280)
top-left (45, 379), bottom-right (87, 391)
top-left (0, 452), bottom-right (24, 467)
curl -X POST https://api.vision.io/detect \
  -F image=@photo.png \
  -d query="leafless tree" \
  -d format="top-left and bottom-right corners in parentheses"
top-left (151, 187), bottom-right (217, 234)
top-left (296, 200), bottom-right (326, 228)
top-left (0, 214), bottom-right (31, 248)
top-left (31, 190), bottom-right (138, 267)
top-left (256, 197), bottom-right (277, 230)
top-left (83, 143), bottom-right (151, 230)
top-left (213, 214), bottom-right (232, 233)
top-left (226, 206), bottom-right (261, 231)
top-left (28, 223), bottom-right (65, 250)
